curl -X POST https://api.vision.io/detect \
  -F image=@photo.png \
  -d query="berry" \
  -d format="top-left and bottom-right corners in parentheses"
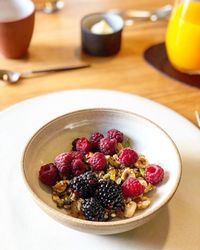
top-left (88, 152), bottom-right (107, 172)
top-left (89, 132), bottom-right (104, 151)
top-left (39, 163), bottom-right (59, 186)
top-left (119, 148), bottom-right (138, 166)
top-left (75, 137), bottom-right (91, 154)
top-left (121, 177), bottom-right (145, 198)
top-left (81, 198), bottom-right (105, 221)
top-left (71, 159), bottom-right (86, 176)
top-left (69, 171), bottom-right (98, 198)
top-left (54, 152), bottom-right (73, 176)
top-left (99, 137), bottom-right (117, 155)
top-left (54, 151), bottom-right (84, 176)
top-left (144, 164), bottom-right (164, 185)
top-left (72, 151), bottom-right (84, 161)
top-left (107, 129), bottom-right (124, 143)
top-left (72, 138), bottom-right (80, 151)
top-left (96, 180), bottom-right (123, 209)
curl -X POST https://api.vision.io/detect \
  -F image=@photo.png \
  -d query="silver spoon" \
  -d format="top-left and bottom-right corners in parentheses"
top-left (36, 0), bottom-right (64, 14)
top-left (0, 64), bottom-right (90, 84)
top-left (111, 4), bottom-right (172, 23)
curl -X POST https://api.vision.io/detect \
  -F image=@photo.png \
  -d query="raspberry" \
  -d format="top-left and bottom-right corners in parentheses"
top-left (54, 151), bottom-right (83, 176)
top-left (96, 180), bottom-right (123, 209)
top-left (69, 171), bottom-right (98, 198)
top-left (75, 137), bottom-right (91, 154)
top-left (71, 159), bottom-right (86, 176)
top-left (119, 148), bottom-right (138, 166)
top-left (144, 164), bottom-right (164, 185)
top-left (107, 129), bottom-right (124, 143)
top-left (39, 163), bottom-right (59, 186)
top-left (121, 177), bottom-right (145, 198)
top-left (72, 138), bottom-right (80, 151)
top-left (89, 132), bottom-right (104, 151)
top-left (72, 151), bottom-right (84, 161)
top-left (81, 198), bottom-right (105, 221)
top-left (54, 152), bottom-right (73, 176)
top-left (99, 137), bottom-right (117, 155)
top-left (88, 152), bottom-right (107, 171)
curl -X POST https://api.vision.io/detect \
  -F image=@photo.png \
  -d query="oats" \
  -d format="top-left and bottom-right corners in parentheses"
top-left (116, 143), bottom-right (124, 153)
top-left (111, 212), bottom-right (117, 218)
top-left (137, 196), bottom-right (151, 209)
top-left (135, 155), bottom-right (149, 168)
top-left (124, 201), bottom-right (137, 218)
top-left (144, 183), bottom-right (155, 193)
top-left (53, 180), bottom-right (68, 193)
top-left (108, 168), bottom-right (116, 181)
top-left (121, 168), bottom-right (136, 180)
top-left (116, 177), bottom-right (122, 185)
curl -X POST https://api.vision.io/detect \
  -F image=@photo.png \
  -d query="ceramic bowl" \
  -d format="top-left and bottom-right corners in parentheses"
top-left (21, 108), bottom-right (182, 234)
top-left (81, 12), bottom-right (124, 56)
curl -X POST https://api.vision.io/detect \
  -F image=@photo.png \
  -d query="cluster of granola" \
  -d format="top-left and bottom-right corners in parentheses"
top-left (39, 129), bottom-right (164, 221)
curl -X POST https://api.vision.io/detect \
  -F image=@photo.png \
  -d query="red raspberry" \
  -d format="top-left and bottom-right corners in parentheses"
top-left (144, 164), bottom-right (164, 185)
top-left (54, 152), bottom-right (73, 176)
top-left (99, 137), bottom-right (117, 155)
top-left (121, 177), bottom-right (145, 198)
top-left (71, 159), bottom-right (86, 176)
top-left (75, 137), bottom-right (91, 154)
top-left (107, 129), bottom-right (124, 143)
top-left (72, 151), bottom-right (84, 161)
top-left (119, 148), bottom-right (138, 166)
top-left (89, 132), bottom-right (104, 151)
top-left (88, 152), bottom-right (107, 171)
top-left (54, 151), bottom-right (83, 176)
top-left (39, 163), bottom-right (59, 186)
top-left (72, 138), bottom-right (80, 151)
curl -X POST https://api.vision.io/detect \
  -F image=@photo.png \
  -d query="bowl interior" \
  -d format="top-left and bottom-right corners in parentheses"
top-left (22, 108), bottom-right (181, 223)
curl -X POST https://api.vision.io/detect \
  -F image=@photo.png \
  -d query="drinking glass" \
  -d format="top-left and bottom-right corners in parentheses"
top-left (166, 0), bottom-right (200, 73)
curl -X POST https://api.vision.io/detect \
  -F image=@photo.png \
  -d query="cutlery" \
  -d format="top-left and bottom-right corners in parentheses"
top-left (195, 111), bottom-right (200, 127)
top-left (111, 4), bottom-right (172, 22)
top-left (0, 64), bottom-right (90, 84)
top-left (36, 0), bottom-right (64, 14)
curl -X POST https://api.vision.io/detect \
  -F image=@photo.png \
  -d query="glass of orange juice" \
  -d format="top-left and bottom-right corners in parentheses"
top-left (166, 0), bottom-right (200, 73)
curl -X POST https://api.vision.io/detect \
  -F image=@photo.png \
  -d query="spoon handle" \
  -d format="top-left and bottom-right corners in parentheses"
top-left (111, 4), bottom-right (172, 20)
top-left (22, 64), bottom-right (90, 76)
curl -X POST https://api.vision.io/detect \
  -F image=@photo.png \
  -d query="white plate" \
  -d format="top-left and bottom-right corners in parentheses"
top-left (0, 89), bottom-right (200, 250)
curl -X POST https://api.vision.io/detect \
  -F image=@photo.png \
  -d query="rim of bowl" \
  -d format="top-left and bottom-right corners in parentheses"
top-left (21, 108), bottom-right (182, 227)
top-left (81, 12), bottom-right (124, 36)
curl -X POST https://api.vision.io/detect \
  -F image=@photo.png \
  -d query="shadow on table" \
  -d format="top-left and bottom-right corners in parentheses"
top-left (144, 42), bottom-right (200, 89)
top-left (28, 44), bottom-right (116, 65)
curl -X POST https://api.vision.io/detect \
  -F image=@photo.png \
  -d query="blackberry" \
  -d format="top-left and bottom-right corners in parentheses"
top-left (69, 171), bottom-right (98, 198)
top-left (96, 180), bottom-right (123, 210)
top-left (81, 198), bottom-right (105, 221)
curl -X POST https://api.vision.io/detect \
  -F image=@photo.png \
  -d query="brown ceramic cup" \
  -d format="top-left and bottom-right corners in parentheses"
top-left (0, 0), bottom-right (35, 59)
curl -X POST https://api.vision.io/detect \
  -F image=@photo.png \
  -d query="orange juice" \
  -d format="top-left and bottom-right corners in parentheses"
top-left (166, 2), bottom-right (200, 72)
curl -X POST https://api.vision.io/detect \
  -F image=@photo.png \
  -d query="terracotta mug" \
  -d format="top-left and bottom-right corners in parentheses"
top-left (0, 0), bottom-right (35, 59)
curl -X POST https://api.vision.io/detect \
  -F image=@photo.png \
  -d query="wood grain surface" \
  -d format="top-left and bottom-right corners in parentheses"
top-left (0, 0), bottom-right (199, 126)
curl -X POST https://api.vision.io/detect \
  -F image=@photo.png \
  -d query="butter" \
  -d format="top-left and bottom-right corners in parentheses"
top-left (91, 20), bottom-right (114, 35)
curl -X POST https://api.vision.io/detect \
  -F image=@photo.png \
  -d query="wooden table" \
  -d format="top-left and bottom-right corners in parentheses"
top-left (0, 0), bottom-right (199, 127)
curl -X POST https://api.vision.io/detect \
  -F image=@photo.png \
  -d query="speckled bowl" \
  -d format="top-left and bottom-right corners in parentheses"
top-left (21, 108), bottom-right (182, 234)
